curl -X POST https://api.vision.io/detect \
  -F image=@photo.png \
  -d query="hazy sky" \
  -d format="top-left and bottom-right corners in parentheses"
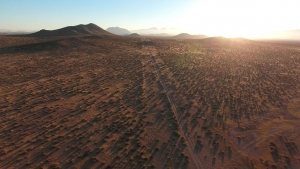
top-left (1, 0), bottom-right (300, 38)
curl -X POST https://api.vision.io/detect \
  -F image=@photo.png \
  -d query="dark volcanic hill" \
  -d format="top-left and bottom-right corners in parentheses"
top-left (173, 33), bottom-right (208, 39)
top-left (29, 23), bottom-right (113, 37)
top-left (106, 27), bottom-right (131, 35)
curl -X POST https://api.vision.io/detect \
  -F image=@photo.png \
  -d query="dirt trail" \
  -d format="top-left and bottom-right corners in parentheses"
top-left (145, 44), bottom-right (204, 169)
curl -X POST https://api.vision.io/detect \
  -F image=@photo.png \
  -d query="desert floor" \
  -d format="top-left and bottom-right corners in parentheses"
top-left (0, 35), bottom-right (300, 169)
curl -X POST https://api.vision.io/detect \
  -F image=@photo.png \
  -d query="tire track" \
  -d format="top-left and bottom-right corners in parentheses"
top-left (148, 48), bottom-right (204, 169)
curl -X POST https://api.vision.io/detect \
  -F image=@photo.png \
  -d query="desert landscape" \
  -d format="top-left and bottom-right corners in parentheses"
top-left (0, 23), bottom-right (300, 169)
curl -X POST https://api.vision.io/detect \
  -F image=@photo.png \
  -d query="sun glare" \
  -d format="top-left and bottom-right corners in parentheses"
top-left (179, 0), bottom-right (300, 38)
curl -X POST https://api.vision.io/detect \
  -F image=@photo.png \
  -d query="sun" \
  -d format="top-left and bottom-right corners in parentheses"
top-left (179, 0), bottom-right (299, 39)
top-left (182, 15), bottom-right (267, 38)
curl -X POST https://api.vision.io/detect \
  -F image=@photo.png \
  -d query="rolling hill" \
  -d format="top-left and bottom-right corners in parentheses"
top-left (173, 33), bottom-right (208, 39)
top-left (127, 33), bottom-right (141, 37)
top-left (28, 23), bottom-right (113, 37)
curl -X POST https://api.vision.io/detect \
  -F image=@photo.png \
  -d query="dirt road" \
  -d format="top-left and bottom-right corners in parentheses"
top-left (147, 45), bottom-right (204, 169)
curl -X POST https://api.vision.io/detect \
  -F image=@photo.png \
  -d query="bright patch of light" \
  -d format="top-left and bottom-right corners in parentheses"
top-left (177, 0), bottom-right (300, 38)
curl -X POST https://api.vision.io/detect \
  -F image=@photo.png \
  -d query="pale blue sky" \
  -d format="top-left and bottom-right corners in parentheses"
top-left (1, 0), bottom-right (300, 37)
top-left (0, 0), bottom-right (192, 31)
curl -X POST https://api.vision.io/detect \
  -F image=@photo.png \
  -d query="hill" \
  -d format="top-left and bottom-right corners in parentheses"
top-left (173, 33), bottom-right (208, 39)
top-left (106, 27), bottom-right (131, 35)
top-left (131, 27), bottom-right (179, 35)
top-left (145, 33), bottom-right (170, 36)
top-left (127, 33), bottom-right (141, 37)
top-left (28, 23), bottom-right (113, 37)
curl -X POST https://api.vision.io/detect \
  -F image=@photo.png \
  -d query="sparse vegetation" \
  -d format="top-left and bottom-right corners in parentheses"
top-left (0, 34), bottom-right (300, 169)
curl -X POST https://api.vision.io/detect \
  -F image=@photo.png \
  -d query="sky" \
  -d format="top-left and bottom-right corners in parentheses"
top-left (1, 0), bottom-right (300, 38)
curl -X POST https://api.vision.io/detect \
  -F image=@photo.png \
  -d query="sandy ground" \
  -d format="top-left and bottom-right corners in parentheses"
top-left (0, 35), bottom-right (300, 169)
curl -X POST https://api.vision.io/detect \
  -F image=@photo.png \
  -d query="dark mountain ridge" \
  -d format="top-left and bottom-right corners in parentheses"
top-left (28, 23), bottom-right (113, 37)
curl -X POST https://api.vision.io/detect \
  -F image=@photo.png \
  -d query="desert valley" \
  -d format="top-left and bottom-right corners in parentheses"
top-left (0, 23), bottom-right (300, 169)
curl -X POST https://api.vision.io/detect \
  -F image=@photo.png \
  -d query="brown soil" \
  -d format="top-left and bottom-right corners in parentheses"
top-left (0, 35), bottom-right (300, 169)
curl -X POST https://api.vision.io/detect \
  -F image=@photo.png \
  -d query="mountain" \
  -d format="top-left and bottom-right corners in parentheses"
top-left (130, 27), bottom-right (179, 35)
top-left (106, 27), bottom-right (131, 35)
top-left (172, 33), bottom-right (208, 39)
top-left (28, 23), bottom-right (113, 37)
top-left (0, 30), bottom-right (35, 35)
top-left (144, 33), bottom-right (171, 36)
top-left (126, 33), bottom-right (141, 37)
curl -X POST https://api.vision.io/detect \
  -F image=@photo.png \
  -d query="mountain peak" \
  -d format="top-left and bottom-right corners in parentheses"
top-left (29, 23), bottom-right (112, 37)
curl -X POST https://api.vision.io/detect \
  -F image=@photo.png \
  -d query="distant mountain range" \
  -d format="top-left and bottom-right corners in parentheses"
top-left (131, 27), bottom-right (179, 35)
top-left (105, 27), bottom-right (207, 38)
top-left (146, 33), bottom-right (170, 36)
top-left (3, 24), bottom-right (299, 41)
top-left (106, 26), bottom-right (179, 36)
top-left (106, 27), bottom-right (131, 35)
top-left (172, 33), bottom-right (208, 39)
top-left (0, 29), bottom-right (35, 35)
top-left (28, 23), bottom-right (112, 37)
top-left (126, 33), bottom-right (141, 37)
